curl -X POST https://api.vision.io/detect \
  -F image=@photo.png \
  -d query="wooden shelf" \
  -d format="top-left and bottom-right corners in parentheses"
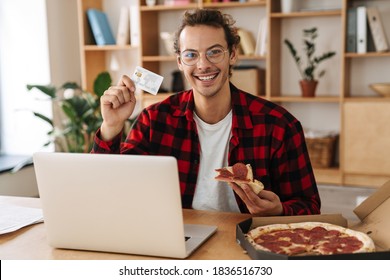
top-left (345, 51), bottom-right (390, 58)
top-left (140, 4), bottom-right (198, 12)
top-left (344, 97), bottom-right (390, 102)
top-left (84, 45), bottom-right (138, 51)
top-left (271, 10), bottom-right (341, 18)
top-left (143, 55), bottom-right (176, 62)
top-left (270, 96), bottom-right (340, 103)
top-left (203, 1), bottom-right (266, 9)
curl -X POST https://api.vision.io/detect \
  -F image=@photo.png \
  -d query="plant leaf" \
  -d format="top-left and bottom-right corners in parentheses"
top-left (61, 82), bottom-right (81, 90)
top-left (93, 72), bottom-right (112, 97)
top-left (26, 84), bottom-right (57, 98)
top-left (33, 112), bottom-right (54, 126)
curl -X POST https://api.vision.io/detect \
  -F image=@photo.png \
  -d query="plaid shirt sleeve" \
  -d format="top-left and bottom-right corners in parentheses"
top-left (229, 85), bottom-right (321, 215)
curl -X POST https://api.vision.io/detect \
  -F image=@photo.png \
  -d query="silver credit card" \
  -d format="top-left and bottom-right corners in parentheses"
top-left (131, 66), bottom-right (164, 95)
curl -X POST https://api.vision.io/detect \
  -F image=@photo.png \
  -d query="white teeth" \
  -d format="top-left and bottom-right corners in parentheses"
top-left (198, 75), bottom-right (216, 81)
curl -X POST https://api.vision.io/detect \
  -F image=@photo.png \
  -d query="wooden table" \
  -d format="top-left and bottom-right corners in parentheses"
top-left (0, 196), bottom-right (252, 260)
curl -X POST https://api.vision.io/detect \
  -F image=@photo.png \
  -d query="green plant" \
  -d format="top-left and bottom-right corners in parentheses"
top-left (27, 72), bottom-right (112, 153)
top-left (284, 27), bottom-right (336, 81)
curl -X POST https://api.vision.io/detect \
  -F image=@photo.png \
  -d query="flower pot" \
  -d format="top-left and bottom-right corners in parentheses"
top-left (300, 80), bottom-right (318, 97)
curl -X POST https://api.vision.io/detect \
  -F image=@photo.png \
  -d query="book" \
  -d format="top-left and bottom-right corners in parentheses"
top-left (116, 6), bottom-right (130, 46)
top-left (366, 6), bottom-right (389, 52)
top-left (129, 5), bottom-right (140, 46)
top-left (258, 18), bottom-right (268, 56)
top-left (346, 7), bottom-right (357, 53)
top-left (356, 6), bottom-right (367, 54)
top-left (237, 29), bottom-right (256, 55)
top-left (367, 21), bottom-right (376, 52)
top-left (87, 8), bottom-right (115, 46)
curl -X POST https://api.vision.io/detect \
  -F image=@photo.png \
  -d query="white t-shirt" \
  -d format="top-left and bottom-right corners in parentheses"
top-left (192, 110), bottom-right (240, 213)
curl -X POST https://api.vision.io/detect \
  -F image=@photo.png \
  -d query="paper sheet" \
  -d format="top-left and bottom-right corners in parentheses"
top-left (0, 203), bottom-right (43, 234)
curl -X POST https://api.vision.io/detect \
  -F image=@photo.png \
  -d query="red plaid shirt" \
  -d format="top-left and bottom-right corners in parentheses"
top-left (92, 84), bottom-right (321, 215)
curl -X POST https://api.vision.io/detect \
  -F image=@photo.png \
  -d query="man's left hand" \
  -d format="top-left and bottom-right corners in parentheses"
top-left (229, 183), bottom-right (283, 216)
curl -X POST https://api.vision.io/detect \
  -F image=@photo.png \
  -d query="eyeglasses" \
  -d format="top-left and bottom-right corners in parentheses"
top-left (179, 47), bottom-right (229, 66)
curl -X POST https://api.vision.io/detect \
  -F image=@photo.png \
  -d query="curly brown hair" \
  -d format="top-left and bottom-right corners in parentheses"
top-left (173, 9), bottom-right (240, 55)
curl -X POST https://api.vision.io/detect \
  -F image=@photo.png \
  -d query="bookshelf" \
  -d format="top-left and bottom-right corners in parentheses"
top-left (77, 0), bottom-right (141, 94)
top-left (77, 0), bottom-right (390, 187)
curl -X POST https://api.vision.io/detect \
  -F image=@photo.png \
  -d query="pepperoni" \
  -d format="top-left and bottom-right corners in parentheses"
top-left (319, 237), bottom-right (363, 254)
top-left (326, 230), bottom-right (341, 237)
top-left (273, 229), bottom-right (294, 237)
top-left (255, 234), bottom-right (278, 242)
top-left (232, 163), bottom-right (248, 180)
top-left (289, 246), bottom-right (308, 255)
top-left (290, 234), bottom-right (307, 244)
top-left (310, 226), bottom-right (328, 234)
top-left (261, 240), bottom-right (292, 252)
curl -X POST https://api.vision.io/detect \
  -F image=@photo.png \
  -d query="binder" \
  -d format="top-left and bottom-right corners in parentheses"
top-left (255, 18), bottom-right (268, 56)
top-left (356, 6), bottom-right (367, 54)
top-left (346, 7), bottom-right (357, 53)
top-left (366, 7), bottom-right (389, 52)
top-left (129, 5), bottom-right (140, 46)
top-left (116, 6), bottom-right (130, 46)
top-left (87, 9), bottom-right (116, 45)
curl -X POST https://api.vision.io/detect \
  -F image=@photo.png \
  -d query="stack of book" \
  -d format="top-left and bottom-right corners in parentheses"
top-left (346, 6), bottom-right (389, 53)
top-left (87, 6), bottom-right (140, 47)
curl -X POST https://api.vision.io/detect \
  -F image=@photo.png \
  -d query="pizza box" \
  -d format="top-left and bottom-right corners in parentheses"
top-left (236, 180), bottom-right (390, 259)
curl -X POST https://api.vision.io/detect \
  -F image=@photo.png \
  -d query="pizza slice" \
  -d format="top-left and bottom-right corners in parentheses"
top-left (215, 162), bottom-right (264, 194)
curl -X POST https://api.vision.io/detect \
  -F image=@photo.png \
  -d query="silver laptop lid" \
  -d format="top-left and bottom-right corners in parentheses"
top-left (33, 152), bottom-right (189, 258)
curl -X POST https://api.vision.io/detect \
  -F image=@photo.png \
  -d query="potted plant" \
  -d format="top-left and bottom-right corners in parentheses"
top-left (284, 27), bottom-right (336, 97)
top-left (26, 72), bottom-right (116, 153)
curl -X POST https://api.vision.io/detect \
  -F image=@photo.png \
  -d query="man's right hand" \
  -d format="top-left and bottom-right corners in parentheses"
top-left (100, 75), bottom-right (137, 141)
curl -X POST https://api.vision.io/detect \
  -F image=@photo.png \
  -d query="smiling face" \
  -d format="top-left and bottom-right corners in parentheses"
top-left (177, 25), bottom-right (237, 99)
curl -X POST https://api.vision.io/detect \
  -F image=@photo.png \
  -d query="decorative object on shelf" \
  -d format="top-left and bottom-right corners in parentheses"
top-left (160, 32), bottom-right (176, 56)
top-left (146, 0), bottom-right (156, 6)
top-left (305, 130), bottom-right (338, 168)
top-left (369, 83), bottom-right (390, 97)
top-left (280, 0), bottom-right (299, 13)
top-left (164, 0), bottom-right (190, 6)
top-left (26, 72), bottom-right (114, 153)
top-left (171, 70), bottom-right (185, 92)
top-left (237, 28), bottom-right (256, 55)
top-left (231, 66), bottom-right (265, 96)
top-left (284, 27), bottom-right (336, 97)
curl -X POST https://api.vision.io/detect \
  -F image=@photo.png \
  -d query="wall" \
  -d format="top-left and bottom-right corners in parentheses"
top-left (0, 0), bottom-right (81, 156)
top-left (0, 0), bottom-right (80, 197)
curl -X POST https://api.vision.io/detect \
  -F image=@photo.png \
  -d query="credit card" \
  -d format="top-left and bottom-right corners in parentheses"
top-left (131, 66), bottom-right (164, 95)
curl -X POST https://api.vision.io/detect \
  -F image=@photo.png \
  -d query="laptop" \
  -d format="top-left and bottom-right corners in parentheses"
top-left (33, 152), bottom-right (217, 259)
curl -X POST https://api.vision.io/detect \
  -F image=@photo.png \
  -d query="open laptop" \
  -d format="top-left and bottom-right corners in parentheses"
top-left (33, 152), bottom-right (217, 259)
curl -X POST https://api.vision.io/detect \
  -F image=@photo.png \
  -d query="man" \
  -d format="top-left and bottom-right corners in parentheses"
top-left (92, 9), bottom-right (321, 216)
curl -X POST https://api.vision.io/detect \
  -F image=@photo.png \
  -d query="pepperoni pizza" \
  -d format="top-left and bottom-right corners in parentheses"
top-left (246, 222), bottom-right (375, 256)
top-left (215, 162), bottom-right (264, 194)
